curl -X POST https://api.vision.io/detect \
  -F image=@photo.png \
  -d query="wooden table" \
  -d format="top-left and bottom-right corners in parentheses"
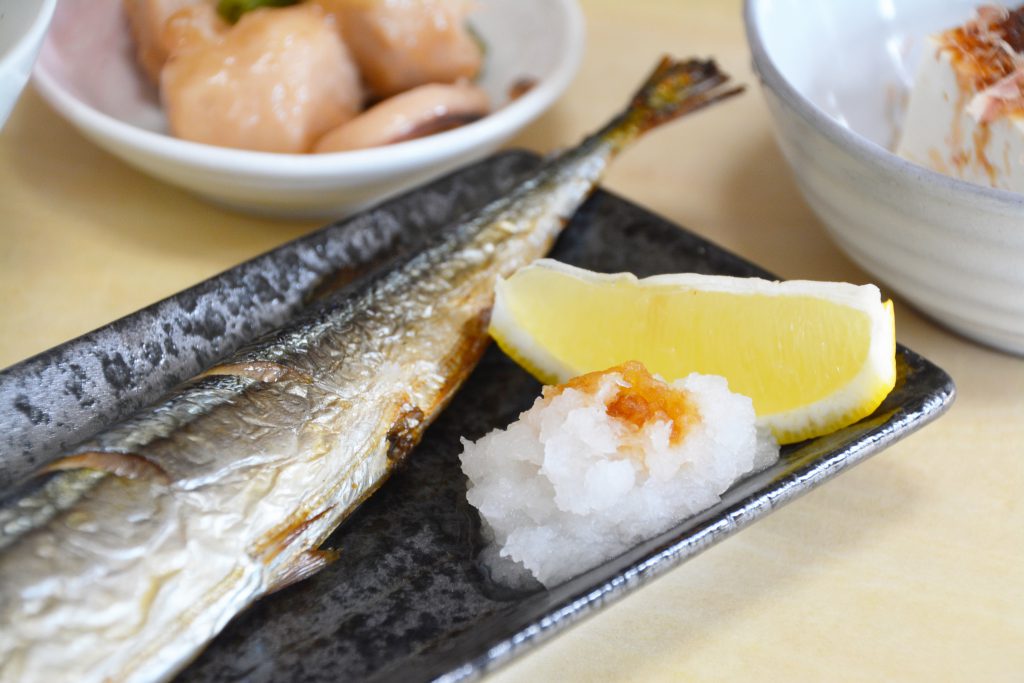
top-left (1, 0), bottom-right (1020, 680)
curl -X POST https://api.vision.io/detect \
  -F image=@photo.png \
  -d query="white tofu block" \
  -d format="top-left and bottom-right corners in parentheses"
top-left (896, 38), bottom-right (1024, 193)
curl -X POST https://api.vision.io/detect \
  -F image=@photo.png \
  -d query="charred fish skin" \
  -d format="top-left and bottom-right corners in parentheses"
top-left (0, 58), bottom-right (741, 683)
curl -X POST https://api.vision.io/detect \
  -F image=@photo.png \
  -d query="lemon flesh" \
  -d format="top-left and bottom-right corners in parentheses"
top-left (490, 260), bottom-right (897, 444)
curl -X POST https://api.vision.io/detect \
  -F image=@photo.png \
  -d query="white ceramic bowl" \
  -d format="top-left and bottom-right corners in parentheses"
top-left (0, 0), bottom-right (56, 129)
top-left (32, 0), bottom-right (584, 219)
top-left (745, 0), bottom-right (1024, 355)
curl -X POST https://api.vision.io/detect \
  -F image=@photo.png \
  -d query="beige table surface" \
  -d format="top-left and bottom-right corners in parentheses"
top-left (1, 0), bottom-right (1022, 680)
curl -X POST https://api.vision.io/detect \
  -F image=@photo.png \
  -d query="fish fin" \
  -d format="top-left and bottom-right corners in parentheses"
top-left (255, 504), bottom-right (335, 562)
top-left (612, 56), bottom-right (744, 140)
top-left (386, 404), bottom-right (427, 464)
top-left (41, 451), bottom-right (170, 485)
top-left (200, 361), bottom-right (312, 384)
top-left (385, 310), bottom-right (493, 465)
top-left (265, 548), bottom-right (340, 595)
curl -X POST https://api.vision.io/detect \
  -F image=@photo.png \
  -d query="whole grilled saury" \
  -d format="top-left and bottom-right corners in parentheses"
top-left (0, 57), bottom-right (740, 682)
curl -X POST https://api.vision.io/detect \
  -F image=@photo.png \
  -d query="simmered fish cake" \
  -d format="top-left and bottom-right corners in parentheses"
top-left (161, 3), bottom-right (363, 153)
top-left (320, 0), bottom-right (483, 98)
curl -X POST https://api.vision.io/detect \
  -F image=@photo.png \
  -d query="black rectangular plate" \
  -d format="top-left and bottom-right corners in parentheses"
top-left (0, 151), bottom-right (955, 682)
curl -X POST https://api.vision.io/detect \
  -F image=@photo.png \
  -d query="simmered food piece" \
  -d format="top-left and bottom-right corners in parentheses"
top-left (320, 0), bottom-right (483, 98)
top-left (161, 3), bottom-right (363, 152)
top-left (123, 0), bottom-right (212, 82)
top-left (314, 81), bottom-right (489, 152)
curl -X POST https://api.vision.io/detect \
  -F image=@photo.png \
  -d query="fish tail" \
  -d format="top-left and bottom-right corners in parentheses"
top-left (603, 55), bottom-right (743, 146)
top-left (475, 56), bottom-right (742, 253)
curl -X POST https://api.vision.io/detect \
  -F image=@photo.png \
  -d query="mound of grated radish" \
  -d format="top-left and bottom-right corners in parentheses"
top-left (459, 361), bottom-right (779, 588)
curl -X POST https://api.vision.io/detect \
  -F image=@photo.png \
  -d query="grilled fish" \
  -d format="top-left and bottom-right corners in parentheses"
top-left (0, 57), bottom-right (741, 682)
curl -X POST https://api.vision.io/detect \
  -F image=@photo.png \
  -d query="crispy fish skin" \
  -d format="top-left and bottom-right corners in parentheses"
top-left (0, 57), bottom-right (741, 682)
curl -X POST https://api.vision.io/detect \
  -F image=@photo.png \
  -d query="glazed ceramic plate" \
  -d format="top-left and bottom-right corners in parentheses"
top-left (0, 151), bottom-right (955, 682)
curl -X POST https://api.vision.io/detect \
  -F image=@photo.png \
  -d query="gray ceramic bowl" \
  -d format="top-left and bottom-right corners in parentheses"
top-left (745, 0), bottom-right (1024, 355)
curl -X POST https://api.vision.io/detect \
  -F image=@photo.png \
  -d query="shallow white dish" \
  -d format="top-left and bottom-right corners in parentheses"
top-left (0, 0), bottom-right (56, 129)
top-left (33, 0), bottom-right (584, 219)
top-left (745, 0), bottom-right (1024, 355)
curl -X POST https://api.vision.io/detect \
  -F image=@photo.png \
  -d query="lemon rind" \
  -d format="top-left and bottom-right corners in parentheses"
top-left (490, 275), bottom-right (578, 385)
top-left (757, 299), bottom-right (896, 443)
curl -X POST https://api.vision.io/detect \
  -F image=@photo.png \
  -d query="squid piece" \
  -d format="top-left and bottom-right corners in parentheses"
top-left (318, 0), bottom-right (483, 98)
top-left (123, 0), bottom-right (213, 82)
top-left (161, 3), bottom-right (364, 153)
top-left (314, 81), bottom-right (489, 153)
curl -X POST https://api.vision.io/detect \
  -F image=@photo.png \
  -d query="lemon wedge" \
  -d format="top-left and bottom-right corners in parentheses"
top-left (490, 260), bottom-right (896, 444)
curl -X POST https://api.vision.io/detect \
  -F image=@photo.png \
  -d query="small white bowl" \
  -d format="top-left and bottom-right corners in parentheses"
top-left (32, 0), bottom-right (584, 219)
top-left (0, 0), bottom-right (56, 129)
top-left (745, 0), bottom-right (1024, 355)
